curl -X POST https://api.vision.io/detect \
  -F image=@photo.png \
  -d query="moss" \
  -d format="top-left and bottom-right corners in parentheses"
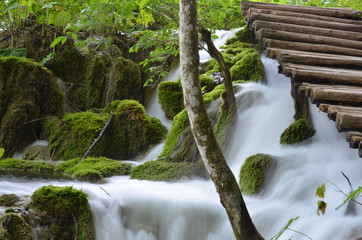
top-left (199, 74), bottom-right (216, 93)
top-left (239, 153), bottom-right (272, 195)
top-left (55, 157), bottom-right (132, 181)
top-left (158, 109), bottom-right (189, 159)
top-left (225, 27), bottom-right (257, 45)
top-left (31, 185), bottom-right (94, 240)
top-left (48, 111), bottom-right (109, 160)
top-left (203, 83), bottom-right (225, 105)
top-left (204, 52), bottom-right (233, 74)
top-left (0, 57), bottom-right (64, 157)
top-left (0, 194), bottom-right (21, 207)
top-left (48, 100), bottom-right (166, 160)
top-left (22, 145), bottom-right (50, 160)
top-left (0, 213), bottom-right (33, 240)
top-left (229, 50), bottom-right (265, 82)
top-left (0, 158), bottom-right (55, 174)
top-left (130, 158), bottom-right (207, 181)
top-left (280, 119), bottom-right (316, 145)
top-left (158, 81), bottom-right (184, 119)
top-left (85, 54), bottom-right (106, 109)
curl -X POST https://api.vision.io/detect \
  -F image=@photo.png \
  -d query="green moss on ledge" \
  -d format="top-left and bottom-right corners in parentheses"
top-left (130, 159), bottom-right (207, 181)
top-left (0, 158), bottom-right (55, 174)
top-left (280, 119), bottom-right (316, 145)
top-left (158, 81), bottom-right (184, 120)
top-left (0, 194), bottom-right (21, 207)
top-left (55, 157), bottom-right (132, 181)
top-left (229, 50), bottom-right (264, 82)
top-left (199, 74), bottom-right (216, 93)
top-left (239, 153), bottom-right (272, 195)
top-left (31, 185), bottom-right (94, 240)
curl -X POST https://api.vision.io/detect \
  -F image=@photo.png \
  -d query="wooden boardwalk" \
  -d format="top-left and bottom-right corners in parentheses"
top-left (241, 1), bottom-right (362, 157)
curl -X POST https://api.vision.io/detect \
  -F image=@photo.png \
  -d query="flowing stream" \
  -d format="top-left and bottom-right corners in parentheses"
top-left (1, 29), bottom-right (362, 240)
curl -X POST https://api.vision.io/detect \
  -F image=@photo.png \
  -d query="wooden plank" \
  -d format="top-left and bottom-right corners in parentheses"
top-left (349, 136), bottom-right (362, 148)
top-left (266, 48), bottom-right (362, 68)
top-left (359, 142), bottom-right (362, 157)
top-left (256, 28), bottom-right (362, 50)
top-left (326, 105), bottom-right (362, 120)
top-left (247, 8), bottom-right (362, 25)
top-left (253, 20), bottom-right (362, 41)
top-left (346, 131), bottom-right (362, 141)
top-left (263, 39), bottom-right (362, 57)
top-left (249, 13), bottom-right (362, 32)
top-left (241, 1), bottom-right (362, 19)
top-left (336, 111), bottom-right (362, 132)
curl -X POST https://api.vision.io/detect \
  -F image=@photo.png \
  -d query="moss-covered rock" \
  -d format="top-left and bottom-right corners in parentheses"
top-left (47, 100), bottom-right (167, 160)
top-left (0, 194), bottom-right (21, 207)
top-left (280, 119), bottom-right (316, 145)
top-left (239, 153), bottom-right (272, 195)
top-left (130, 158), bottom-right (207, 181)
top-left (229, 50), bottom-right (265, 82)
top-left (0, 158), bottom-right (55, 174)
top-left (0, 57), bottom-right (64, 157)
top-left (0, 213), bottom-right (33, 240)
top-left (31, 185), bottom-right (94, 240)
top-left (55, 157), bottom-right (132, 181)
top-left (158, 81), bottom-right (184, 120)
top-left (22, 145), bottom-right (50, 160)
top-left (199, 74), bottom-right (216, 93)
top-left (226, 27), bottom-right (257, 45)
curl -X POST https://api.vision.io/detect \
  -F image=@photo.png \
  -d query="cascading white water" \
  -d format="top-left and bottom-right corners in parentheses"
top-left (1, 30), bottom-right (362, 240)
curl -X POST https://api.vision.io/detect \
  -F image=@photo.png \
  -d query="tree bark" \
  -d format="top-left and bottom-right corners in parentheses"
top-left (199, 27), bottom-right (237, 117)
top-left (179, 0), bottom-right (263, 239)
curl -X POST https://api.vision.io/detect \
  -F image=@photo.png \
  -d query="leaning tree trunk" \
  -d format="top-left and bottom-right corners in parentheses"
top-left (179, 0), bottom-right (264, 239)
top-left (199, 27), bottom-right (237, 117)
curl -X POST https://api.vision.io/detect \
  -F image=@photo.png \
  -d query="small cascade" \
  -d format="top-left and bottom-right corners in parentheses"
top-left (55, 77), bottom-right (72, 113)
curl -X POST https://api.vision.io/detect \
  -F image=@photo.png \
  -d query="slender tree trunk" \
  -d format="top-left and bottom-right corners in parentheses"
top-left (199, 28), bottom-right (237, 117)
top-left (179, 0), bottom-right (263, 239)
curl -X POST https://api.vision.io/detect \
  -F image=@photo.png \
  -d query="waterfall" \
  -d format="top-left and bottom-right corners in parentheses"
top-left (1, 30), bottom-right (362, 240)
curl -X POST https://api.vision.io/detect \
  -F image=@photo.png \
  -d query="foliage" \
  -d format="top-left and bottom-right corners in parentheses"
top-left (239, 153), bottom-right (272, 195)
top-left (0, 148), bottom-right (4, 158)
top-left (270, 217), bottom-right (300, 240)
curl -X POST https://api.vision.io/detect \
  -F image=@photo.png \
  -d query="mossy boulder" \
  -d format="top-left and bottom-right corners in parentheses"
top-left (0, 194), bottom-right (21, 207)
top-left (280, 119), bottom-right (316, 145)
top-left (158, 81), bottom-right (184, 120)
top-left (0, 57), bottom-right (64, 157)
top-left (0, 213), bottom-right (33, 240)
top-left (22, 145), bottom-right (50, 160)
top-left (229, 50), bottom-right (265, 82)
top-left (226, 27), bottom-right (257, 45)
top-left (46, 100), bottom-right (167, 160)
top-left (239, 153), bottom-right (272, 195)
top-left (55, 157), bottom-right (132, 181)
top-left (31, 185), bottom-right (94, 240)
top-left (199, 74), bottom-right (216, 92)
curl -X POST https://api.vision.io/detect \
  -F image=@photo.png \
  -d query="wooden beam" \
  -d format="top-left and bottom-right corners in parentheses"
top-left (253, 20), bottom-right (362, 41)
top-left (249, 13), bottom-right (362, 32)
top-left (266, 48), bottom-right (362, 69)
top-left (241, 1), bottom-right (362, 19)
top-left (256, 28), bottom-right (362, 50)
top-left (336, 111), bottom-right (362, 132)
top-left (247, 8), bottom-right (362, 25)
top-left (346, 131), bottom-right (362, 142)
top-left (262, 39), bottom-right (362, 57)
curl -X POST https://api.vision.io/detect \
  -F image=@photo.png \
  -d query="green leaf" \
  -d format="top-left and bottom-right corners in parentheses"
top-left (316, 183), bottom-right (326, 198)
top-left (50, 36), bottom-right (66, 48)
top-left (71, 33), bottom-right (77, 40)
top-left (335, 186), bottom-right (362, 211)
top-left (9, 48), bottom-right (28, 57)
top-left (270, 217), bottom-right (300, 240)
top-left (40, 52), bottom-right (55, 65)
top-left (3, 1), bottom-right (18, 13)
top-left (317, 200), bottom-right (327, 215)
top-left (0, 148), bottom-right (4, 158)
top-left (0, 48), bottom-right (11, 57)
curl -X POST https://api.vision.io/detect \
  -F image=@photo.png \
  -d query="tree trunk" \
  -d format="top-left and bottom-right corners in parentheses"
top-left (179, 0), bottom-right (263, 239)
top-left (199, 27), bottom-right (237, 117)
